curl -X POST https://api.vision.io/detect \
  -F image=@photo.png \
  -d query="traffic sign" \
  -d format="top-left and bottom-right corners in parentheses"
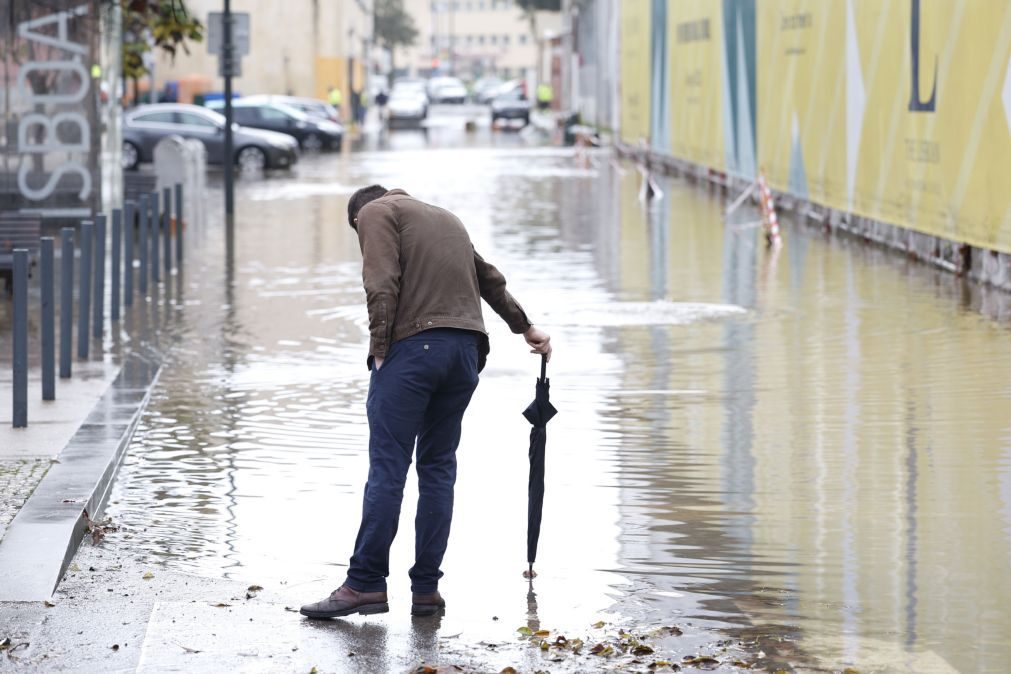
top-left (207, 12), bottom-right (250, 56)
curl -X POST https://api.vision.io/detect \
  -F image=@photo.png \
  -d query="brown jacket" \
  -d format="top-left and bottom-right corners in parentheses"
top-left (356, 189), bottom-right (531, 371)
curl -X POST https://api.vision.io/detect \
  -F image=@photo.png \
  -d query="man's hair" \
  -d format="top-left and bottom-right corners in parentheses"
top-left (348, 184), bottom-right (388, 230)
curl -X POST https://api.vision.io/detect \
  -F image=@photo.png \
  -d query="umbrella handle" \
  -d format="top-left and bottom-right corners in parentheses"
top-left (540, 353), bottom-right (547, 382)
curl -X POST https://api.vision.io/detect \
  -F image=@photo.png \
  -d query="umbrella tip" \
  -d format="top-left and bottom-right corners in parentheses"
top-left (522, 565), bottom-right (538, 579)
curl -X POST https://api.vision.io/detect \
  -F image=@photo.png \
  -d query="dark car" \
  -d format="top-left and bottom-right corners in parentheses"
top-left (490, 86), bottom-right (531, 126)
top-left (207, 99), bottom-right (343, 151)
top-left (122, 103), bottom-right (298, 171)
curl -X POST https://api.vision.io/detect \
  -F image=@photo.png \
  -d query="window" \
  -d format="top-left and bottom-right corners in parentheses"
top-left (177, 112), bottom-right (217, 127)
top-left (232, 107), bottom-right (259, 124)
top-left (490, 35), bottom-right (498, 45)
top-left (502, 35), bottom-right (510, 45)
top-left (134, 111), bottom-right (175, 124)
top-left (259, 106), bottom-right (291, 122)
top-left (478, 35), bottom-right (486, 44)
top-left (519, 34), bottom-right (528, 44)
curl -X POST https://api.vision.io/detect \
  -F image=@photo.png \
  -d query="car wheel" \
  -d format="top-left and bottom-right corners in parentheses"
top-left (122, 141), bottom-right (140, 170)
top-left (236, 146), bottom-right (267, 172)
top-left (302, 133), bottom-right (323, 152)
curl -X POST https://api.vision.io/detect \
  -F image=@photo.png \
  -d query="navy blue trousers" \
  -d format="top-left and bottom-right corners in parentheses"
top-left (345, 329), bottom-right (480, 594)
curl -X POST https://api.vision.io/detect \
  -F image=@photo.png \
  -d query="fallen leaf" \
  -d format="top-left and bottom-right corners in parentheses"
top-left (731, 661), bottom-right (753, 669)
top-left (69, 564), bottom-right (81, 573)
top-left (516, 626), bottom-right (533, 636)
top-left (665, 625), bottom-right (684, 636)
top-left (310, 668), bottom-right (319, 674)
top-left (210, 603), bottom-right (231, 608)
top-left (43, 601), bottom-right (56, 608)
top-left (633, 645), bottom-right (655, 656)
top-left (539, 640), bottom-right (549, 651)
top-left (648, 661), bottom-right (671, 670)
top-left (284, 606), bottom-right (299, 612)
top-left (500, 668), bottom-right (518, 674)
top-left (0, 637), bottom-right (10, 650)
top-left (414, 667), bottom-right (437, 674)
top-left (592, 620), bottom-right (606, 629)
top-left (247, 585), bottom-right (264, 592)
top-left (842, 670), bottom-right (860, 674)
top-left (142, 572), bottom-right (154, 580)
top-left (534, 629), bottom-right (550, 637)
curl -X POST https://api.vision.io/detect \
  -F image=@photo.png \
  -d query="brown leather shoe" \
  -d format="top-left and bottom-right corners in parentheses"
top-left (300, 585), bottom-right (389, 619)
top-left (411, 591), bottom-right (446, 616)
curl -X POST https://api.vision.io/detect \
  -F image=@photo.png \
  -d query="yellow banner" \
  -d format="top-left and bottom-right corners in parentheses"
top-left (756, 0), bottom-right (1011, 253)
top-left (667, 0), bottom-right (726, 170)
top-left (619, 0), bottom-right (652, 145)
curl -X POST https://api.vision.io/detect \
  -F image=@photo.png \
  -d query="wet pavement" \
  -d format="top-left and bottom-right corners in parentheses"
top-left (3, 109), bottom-right (1010, 672)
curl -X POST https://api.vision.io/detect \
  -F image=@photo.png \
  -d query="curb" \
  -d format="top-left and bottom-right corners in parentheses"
top-left (0, 353), bottom-right (161, 601)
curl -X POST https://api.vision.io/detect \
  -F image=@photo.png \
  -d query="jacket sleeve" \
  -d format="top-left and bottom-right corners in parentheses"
top-left (357, 203), bottom-right (401, 362)
top-left (473, 248), bottom-right (532, 334)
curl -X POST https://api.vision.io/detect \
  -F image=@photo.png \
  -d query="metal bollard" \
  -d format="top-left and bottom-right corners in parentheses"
top-left (163, 186), bottom-right (172, 275)
top-left (78, 220), bottom-right (93, 359)
top-left (138, 194), bottom-right (149, 294)
top-left (124, 201), bottom-right (135, 305)
top-left (175, 183), bottom-right (184, 264)
top-left (150, 193), bottom-right (160, 283)
top-left (92, 213), bottom-right (106, 339)
top-left (41, 238), bottom-right (55, 401)
top-left (60, 228), bottom-right (74, 378)
top-left (13, 249), bottom-right (29, 428)
top-left (111, 209), bottom-right (121, 321)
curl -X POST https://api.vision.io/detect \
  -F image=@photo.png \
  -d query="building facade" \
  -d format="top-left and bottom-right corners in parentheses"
top-left (153, 0), bottom-right (371, 109)
top-left (399, 0), bottom-right (560, 81)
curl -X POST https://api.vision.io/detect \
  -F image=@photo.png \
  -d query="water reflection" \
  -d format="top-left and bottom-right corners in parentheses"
top-left (104, 140), bottom-right (1011, 672)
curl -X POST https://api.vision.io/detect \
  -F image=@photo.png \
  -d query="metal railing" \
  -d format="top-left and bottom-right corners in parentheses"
top-left (8, 183), bottom-right (186, 428)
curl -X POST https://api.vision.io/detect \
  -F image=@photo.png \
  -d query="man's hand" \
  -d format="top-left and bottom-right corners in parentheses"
top-left (524, 326), bottom-right (552, 362)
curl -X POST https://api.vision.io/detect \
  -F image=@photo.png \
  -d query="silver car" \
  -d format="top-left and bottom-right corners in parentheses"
top-left (122, 103), bottom-right (299, 171)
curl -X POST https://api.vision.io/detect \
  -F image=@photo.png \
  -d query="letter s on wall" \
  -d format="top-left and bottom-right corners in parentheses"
top-left (17, 162), bottom-right (92, 201)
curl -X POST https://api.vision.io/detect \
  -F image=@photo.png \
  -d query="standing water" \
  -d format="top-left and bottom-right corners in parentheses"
top-left (103, 131), bottom-right (1011, 672)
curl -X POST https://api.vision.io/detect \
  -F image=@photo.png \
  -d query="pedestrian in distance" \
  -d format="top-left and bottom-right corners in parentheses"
top-left (328, 85), bottom-right (343, 120)
top-left (536, 82), bottom-right (554, 111)
top-left (300, 185), bottom-right (552, 619)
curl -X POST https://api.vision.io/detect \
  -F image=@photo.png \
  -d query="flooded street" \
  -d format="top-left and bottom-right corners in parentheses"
top-left (99, 117), bottom-right (1011, 672)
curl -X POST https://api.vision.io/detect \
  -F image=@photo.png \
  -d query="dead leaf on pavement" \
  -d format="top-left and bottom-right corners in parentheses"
top-left (43, 601), bottom-right (55, 608)
top-left (142, 572), bottom-right (155, 580)
top-left (534, 629), bottom-right (550, 637)
top-left (499, 668), bottom-right (518, 674)
top-left (591, 620), bottom-right (606, 628)
top-left (210, 603), bottom-right (231, 608)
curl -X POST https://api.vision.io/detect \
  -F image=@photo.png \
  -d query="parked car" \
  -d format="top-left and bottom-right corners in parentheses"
top-left (122, 103), bottom-right (298, 171)
top-left (386, 89), bottom-right (429, 126)
top-left (472, 76), bottom-right (505, 104)
top-left (490, 87), bottom-right (531, 126)
top-left (392, 77), bottom-right (429, 98)
top-left (206, 99), bottom-right (343, 151)
top-left (262, 95), bottom-right (342, 124)
top-left (427, 76), bottom-right (468, 104)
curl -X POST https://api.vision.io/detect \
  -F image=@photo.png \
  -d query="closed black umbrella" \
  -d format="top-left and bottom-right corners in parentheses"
top-left (523, 354), bottom-right (557, 576)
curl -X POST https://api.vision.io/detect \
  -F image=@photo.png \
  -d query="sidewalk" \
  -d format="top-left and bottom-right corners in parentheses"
top-left (0, 360), bottom-right (120, 541)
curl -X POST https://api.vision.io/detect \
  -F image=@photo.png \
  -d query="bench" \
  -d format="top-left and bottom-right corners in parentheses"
top-left (0, 213), bottom-right (42, 293)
